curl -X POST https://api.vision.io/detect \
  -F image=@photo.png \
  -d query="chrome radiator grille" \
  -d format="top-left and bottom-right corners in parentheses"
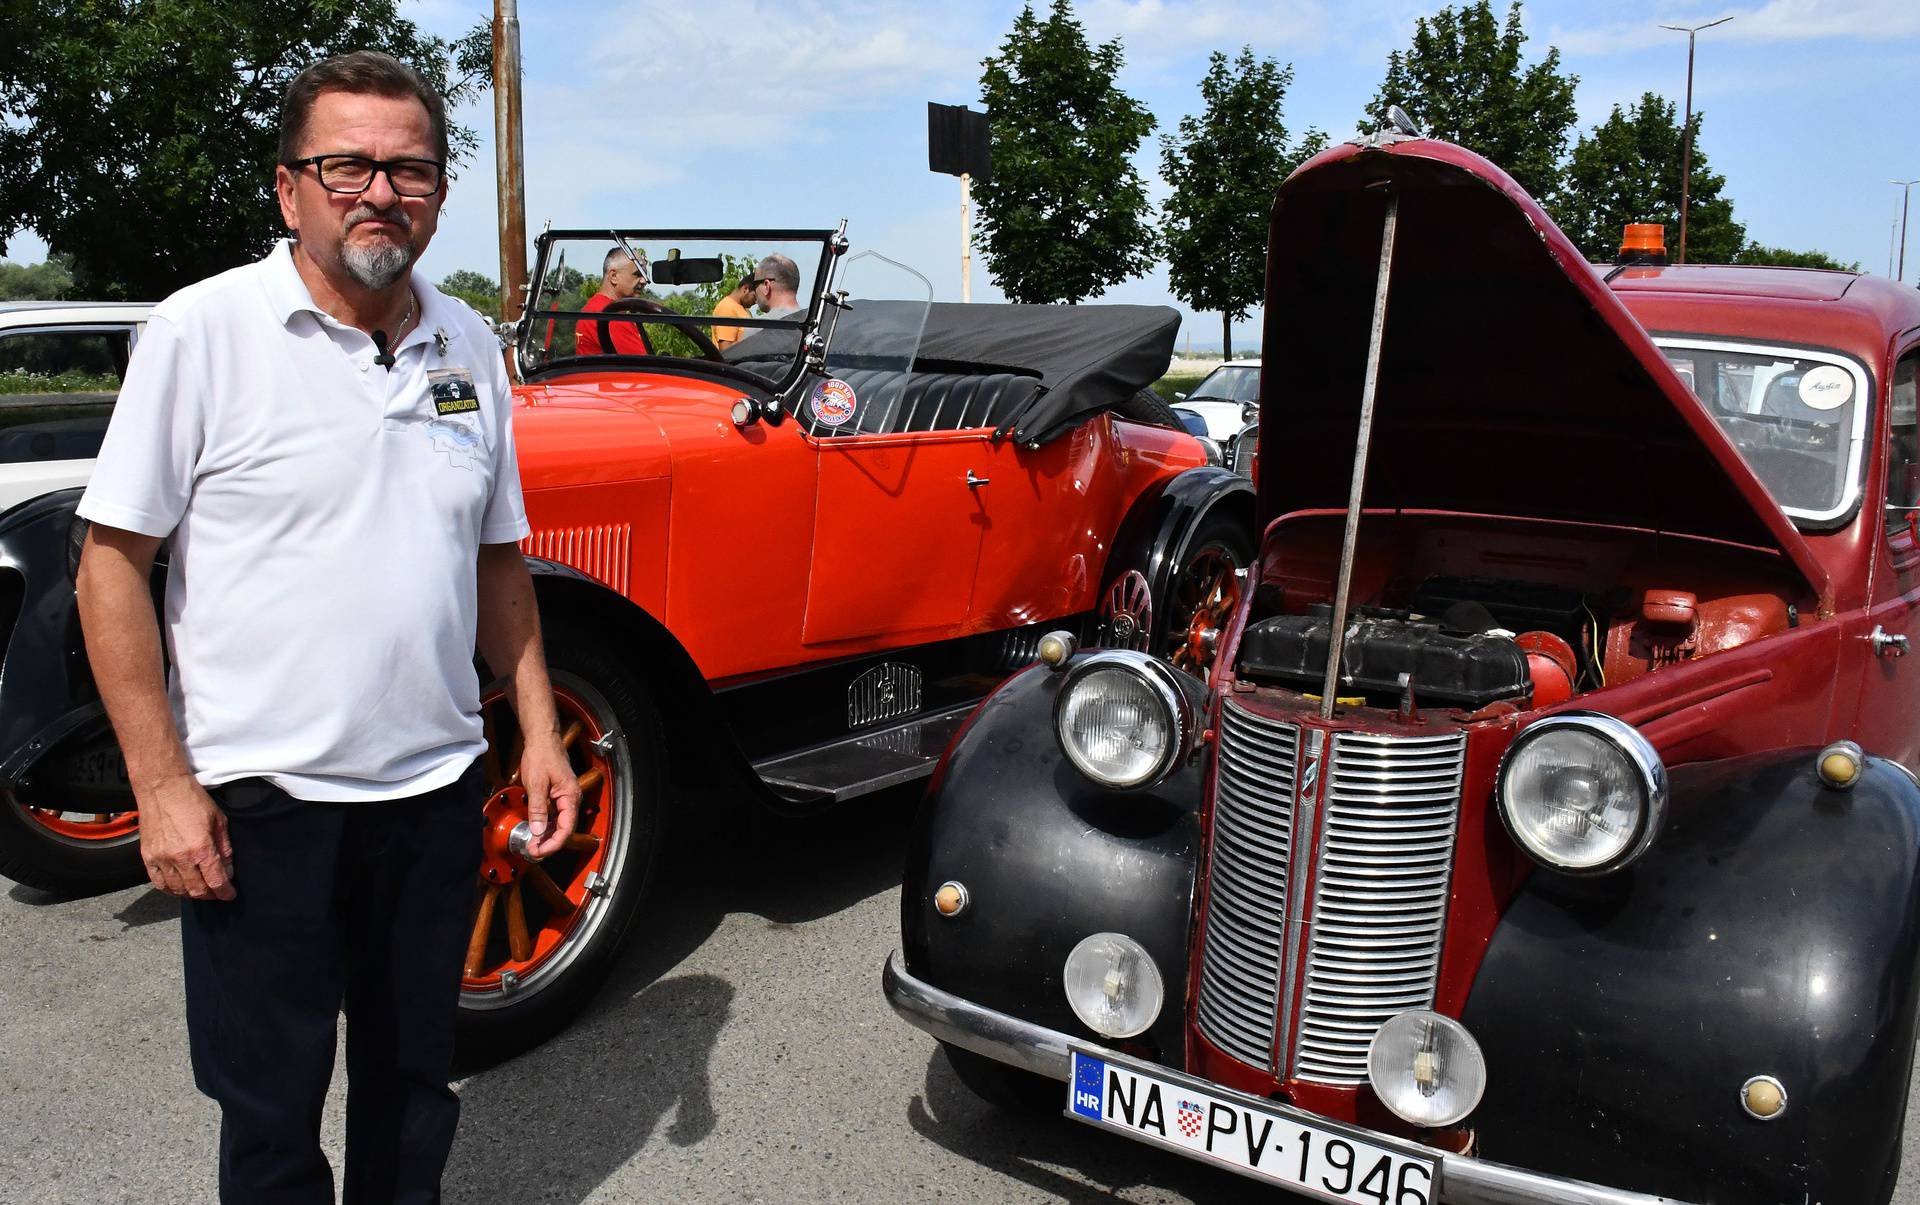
top-left (1196, 700), bottom-right (1465, 1083)
top-left (1194, 702), bottom-right (1298, 1068)
top-left (1294, 731), bottom-right (1465, 1083)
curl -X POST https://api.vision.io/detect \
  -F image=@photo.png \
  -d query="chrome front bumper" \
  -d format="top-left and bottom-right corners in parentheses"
top-left (882, 950), bottom-right (1685, 1205)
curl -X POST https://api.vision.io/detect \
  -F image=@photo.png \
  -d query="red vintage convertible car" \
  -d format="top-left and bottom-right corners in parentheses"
top-left (0, 227), bottom-right (1252, 1046)
top-left (887, 136), bottom-right (1920, 1203)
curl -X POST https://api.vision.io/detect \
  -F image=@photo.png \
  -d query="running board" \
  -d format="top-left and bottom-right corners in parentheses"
top-left (753, 704), bottom-right (976, 806)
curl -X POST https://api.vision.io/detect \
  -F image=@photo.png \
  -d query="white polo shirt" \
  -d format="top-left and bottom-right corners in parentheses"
top-left (78, 241), bottom-right (530, 801)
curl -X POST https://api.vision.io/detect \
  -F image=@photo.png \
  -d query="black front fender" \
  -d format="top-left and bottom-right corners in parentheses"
top-left (1462, 748), bottom-right (1920, 1205)
top-left (902, 660), bottom-right (1207, 1065)
top-left (0, 489), bottom-right (99, 783)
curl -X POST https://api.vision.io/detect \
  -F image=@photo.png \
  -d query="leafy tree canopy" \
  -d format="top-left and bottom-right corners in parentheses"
top-left (1555, 92), bottom-right (1745, 264)
top-left (1733, 244), bottom-right (1860, 272)
top-left (439, 269), bottom-right (500, 319)
top-left (0, 254), bottom-right (77, 301)
top-left (1365, 1), bottom-right (1577, 205)
top-left (975, 0), bottom-right (1158, 304)
top-left (1161, 47), bottom-right (1324, 360)
top-left (0, 1), bottom-right (490, 300)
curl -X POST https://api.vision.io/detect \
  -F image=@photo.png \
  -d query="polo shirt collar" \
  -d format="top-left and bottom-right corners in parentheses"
top-left (259, 239), bottom-right (464, 355)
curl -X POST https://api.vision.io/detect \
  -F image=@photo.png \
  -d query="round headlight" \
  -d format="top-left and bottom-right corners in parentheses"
top-left (1054, 653), bottom-right (1188, 789)
top-left (1367, 1010), bottom-right (1486, 1128)
top-left (1063, 932), bottom-right (1164, 1039)
top-left (1497, 713), bottom-right (1666, 874)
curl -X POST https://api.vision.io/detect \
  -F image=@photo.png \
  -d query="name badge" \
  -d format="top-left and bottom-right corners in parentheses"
top-left (429, 368), bottom-right (480, 415)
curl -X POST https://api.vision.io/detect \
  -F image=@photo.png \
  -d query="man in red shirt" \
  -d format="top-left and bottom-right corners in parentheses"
top-left (574, 247), bottom-right (650, 356)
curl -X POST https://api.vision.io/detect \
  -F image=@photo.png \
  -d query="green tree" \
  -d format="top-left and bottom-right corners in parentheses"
top-left (975, 0), bottom-right (1157, 303)
top-left (1555, 93), bottom-right (1745, 264)
top-left (1365, 1), bottom-right (1578, 205)
top-left (0, 254), bottom-right (76, 300)
top-left (1161, 48), bottom-right (1323, 361)
top-left (1734, 244), bottom-right (1859, 272)
top-left (0, 3), bottom-right (490, 300)
top-left (439, 269), bottom-right (501, 320)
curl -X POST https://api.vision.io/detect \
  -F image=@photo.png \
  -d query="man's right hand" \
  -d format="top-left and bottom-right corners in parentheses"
top-left (139, 775), bottom-right (235, 901)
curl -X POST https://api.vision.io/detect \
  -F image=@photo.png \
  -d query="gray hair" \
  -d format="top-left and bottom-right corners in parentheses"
top-left (755, 254), bottom-right (800, 294)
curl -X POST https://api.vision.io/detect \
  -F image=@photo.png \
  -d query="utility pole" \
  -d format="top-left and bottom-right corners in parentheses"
top-left (1659, 16), bottom-right (1733, 264)
top-left (960, 172), bottom-right (973, 303)
top-left (1895, 180), bottom-right (1919, 284)
top-left (492, 0), bottom-right (528, 323)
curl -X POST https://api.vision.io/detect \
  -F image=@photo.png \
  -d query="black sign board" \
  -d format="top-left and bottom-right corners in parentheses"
top-left (928, 102), bottom-right (991, 181)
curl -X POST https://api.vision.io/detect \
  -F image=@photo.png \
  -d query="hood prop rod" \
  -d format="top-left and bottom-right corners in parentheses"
top-left (1319, 188), bottom-right (1400, 721)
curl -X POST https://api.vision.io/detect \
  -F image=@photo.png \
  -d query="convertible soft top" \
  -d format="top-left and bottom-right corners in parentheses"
top-left (731, 300), bottom-right (1180, 444)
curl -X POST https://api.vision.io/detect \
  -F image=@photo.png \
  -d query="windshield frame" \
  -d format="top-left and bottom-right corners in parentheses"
top-left (518, 225), bottom-right (844, 401)
top-left (1652, 333), bottom-right (1875, 531)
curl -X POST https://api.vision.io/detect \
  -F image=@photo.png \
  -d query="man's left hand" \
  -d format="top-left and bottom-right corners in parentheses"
top-left (518, 733), bottom-right (580, 860)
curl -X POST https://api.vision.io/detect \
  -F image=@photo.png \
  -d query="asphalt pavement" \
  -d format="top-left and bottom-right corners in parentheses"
top-left (4, 785), bottom-right (1919, 1204)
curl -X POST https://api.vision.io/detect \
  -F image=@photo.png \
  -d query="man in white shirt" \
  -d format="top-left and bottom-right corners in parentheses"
top-left (74, 50), bottom-right (576, 1203)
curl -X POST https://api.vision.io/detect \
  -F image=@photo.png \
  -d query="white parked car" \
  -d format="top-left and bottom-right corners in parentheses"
top-left (1173, 357), bottom-right (1260, 442)
top-left (0, 301), bottom-right (152, 513)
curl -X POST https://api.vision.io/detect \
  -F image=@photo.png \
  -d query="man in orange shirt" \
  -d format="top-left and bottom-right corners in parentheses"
top-left (710, 274), bottom-right (755, 351)
top-left (574, 247), bottom-right (650, 356)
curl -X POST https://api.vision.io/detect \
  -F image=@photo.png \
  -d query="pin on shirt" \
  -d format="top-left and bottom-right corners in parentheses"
top-left (433, 327), bottom-right (449, 358)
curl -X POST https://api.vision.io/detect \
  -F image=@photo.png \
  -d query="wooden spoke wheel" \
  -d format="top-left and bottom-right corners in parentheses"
top-left (1159, 511), bottom-right (1253, 679)
top-left (456, 641), bottom-right (662, 1056)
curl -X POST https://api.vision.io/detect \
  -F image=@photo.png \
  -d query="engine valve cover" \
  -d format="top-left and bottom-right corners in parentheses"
top-left (1237, 607), bottom-right (1532, 709)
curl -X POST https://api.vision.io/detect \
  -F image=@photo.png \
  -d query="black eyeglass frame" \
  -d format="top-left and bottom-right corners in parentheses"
top-left (284, 155), bottom-right (447, 197)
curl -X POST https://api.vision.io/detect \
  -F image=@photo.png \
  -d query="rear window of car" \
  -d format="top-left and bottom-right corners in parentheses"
top-left (0, 326), bottom-right (132, 465)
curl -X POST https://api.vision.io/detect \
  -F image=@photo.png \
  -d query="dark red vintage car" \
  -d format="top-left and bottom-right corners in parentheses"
top-left (0, 227), bottom-right (1252, 1047)
top-left (886, 136), bottom-right (1920, 1203)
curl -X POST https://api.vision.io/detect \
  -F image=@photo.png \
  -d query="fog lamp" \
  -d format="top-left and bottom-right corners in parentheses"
top-left (1816, 741), bottom-right (1863, 789)
top-left (1063, 932), bottom-right (1163, 1039)
top-left (1367, 1010), bottom-right (1486, 1128)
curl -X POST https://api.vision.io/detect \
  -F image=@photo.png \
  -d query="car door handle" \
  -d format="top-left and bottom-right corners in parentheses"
top-left (966, 471), bottom-right (990, 489)
top-left (1870, 625), bottom-right (1909, 657)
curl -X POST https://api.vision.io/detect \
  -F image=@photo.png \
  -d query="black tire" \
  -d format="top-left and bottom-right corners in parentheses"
top-left (456, 629), bottom-right (664, 1057)
top-left (0, 791), bottom-right (143, 897)
top-left (941, 1042), bottom-right (1061, 1114)
top-left (1115, 388), bottom-right (1183, 430)
top-left (1156, 507), bottom-right (1255, 677)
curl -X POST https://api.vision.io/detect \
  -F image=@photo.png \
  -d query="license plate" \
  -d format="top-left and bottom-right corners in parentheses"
top-left (63, 745), bottom-right (130, 792)
top-left (1066, 1049), bottom-right (1438, 1205)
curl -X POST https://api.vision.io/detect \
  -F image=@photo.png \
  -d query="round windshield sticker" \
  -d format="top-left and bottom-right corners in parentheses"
top-left (1797, 364), bottom-right (1853, 411)
top-left (813, 378), bottom-right (858, 427)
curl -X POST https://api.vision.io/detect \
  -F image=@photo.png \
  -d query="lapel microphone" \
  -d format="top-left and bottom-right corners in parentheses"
top-left (371, 329), bottom-right (395, 370)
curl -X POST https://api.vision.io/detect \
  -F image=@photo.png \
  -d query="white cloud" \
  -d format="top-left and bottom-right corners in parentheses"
top-left (1077, 0), bottom-right (1331, 66)
top-left (1549, 0), bottom-right (1920, 57)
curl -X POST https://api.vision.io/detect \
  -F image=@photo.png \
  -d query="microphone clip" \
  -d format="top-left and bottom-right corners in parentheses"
top-left (371, 329), bottom-right (395, 369)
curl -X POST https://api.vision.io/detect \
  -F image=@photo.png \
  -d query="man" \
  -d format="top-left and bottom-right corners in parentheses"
top-left (74, 51), bottom-right (578, 1203)
top-left (751, 253), bottom-right (803, 317)
top-left (574, 247), bottom-right (651, 356)
top-left (710, 273), bottom-right (755, 351)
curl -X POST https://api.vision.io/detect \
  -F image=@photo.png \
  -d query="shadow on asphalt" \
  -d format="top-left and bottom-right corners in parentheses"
top-left (904, 1046), bottom-right (1275, 1204)
top-left (446, 782), bottom-right (921, 1203)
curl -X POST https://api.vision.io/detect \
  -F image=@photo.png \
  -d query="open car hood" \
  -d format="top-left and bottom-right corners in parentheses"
top-left (1259, 138), bottom-right (1829, 601)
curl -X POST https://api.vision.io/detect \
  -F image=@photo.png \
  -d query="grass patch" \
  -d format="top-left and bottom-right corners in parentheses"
top-left (0, 370), bottom-right (120, 395)
top-left (1150, 371), bottom-right (1208, 403)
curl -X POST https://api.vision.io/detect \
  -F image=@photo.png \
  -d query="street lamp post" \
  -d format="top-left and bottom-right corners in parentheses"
top-left (1660, 16), bottom-right (1734, 264)
top-left (1896, 180), bottom-right (1919, 284)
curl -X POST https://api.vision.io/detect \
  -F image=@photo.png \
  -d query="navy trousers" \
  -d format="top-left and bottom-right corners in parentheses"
top-left (181, 764), bottom-right (483, 1205)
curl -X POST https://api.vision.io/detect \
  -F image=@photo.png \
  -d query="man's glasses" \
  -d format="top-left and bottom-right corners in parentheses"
top-left (286, 155), bottom-right (445, 197)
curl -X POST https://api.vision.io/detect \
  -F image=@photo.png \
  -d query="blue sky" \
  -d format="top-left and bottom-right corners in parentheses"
top-left (19, 0), bottom-right (1920, 351)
